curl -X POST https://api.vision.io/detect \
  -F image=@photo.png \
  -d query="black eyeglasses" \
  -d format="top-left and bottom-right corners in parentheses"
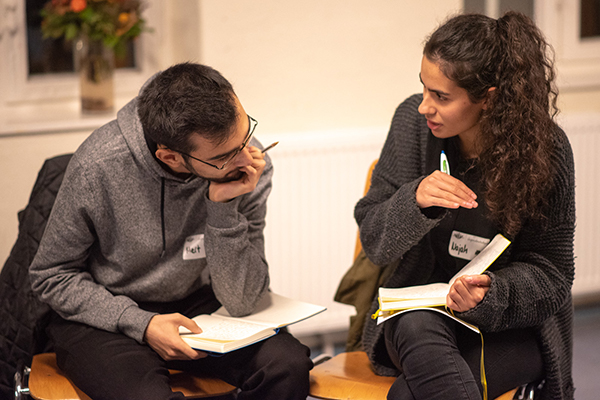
top-left (178, 115), bottom-right (258, 170)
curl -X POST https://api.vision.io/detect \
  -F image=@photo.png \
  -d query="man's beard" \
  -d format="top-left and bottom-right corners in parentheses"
top-left (206, 170), bottom-right (245, 183)
top-left (184, 159), bottom-right (245, 183)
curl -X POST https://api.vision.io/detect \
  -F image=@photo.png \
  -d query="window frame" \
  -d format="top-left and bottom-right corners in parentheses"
top-left (0, 0), bottom-right (164, 104)
top-left (535, 0), bottom-right (600, 89)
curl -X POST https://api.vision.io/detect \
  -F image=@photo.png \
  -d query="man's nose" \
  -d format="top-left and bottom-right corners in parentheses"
top-left (233, 147), bottom-right (253, 167)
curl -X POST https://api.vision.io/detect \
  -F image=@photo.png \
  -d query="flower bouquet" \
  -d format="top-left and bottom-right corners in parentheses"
top-left (40, 0), bottom-right (149, 112)
top-left (40, 0), bottom-right (147, 55)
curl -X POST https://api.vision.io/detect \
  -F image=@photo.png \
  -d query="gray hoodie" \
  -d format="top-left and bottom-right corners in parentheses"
top-left (30, 94), bottom-right (272, 343)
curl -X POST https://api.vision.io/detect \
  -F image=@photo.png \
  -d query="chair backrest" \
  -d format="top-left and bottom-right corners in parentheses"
top-left (353, 160), bottom-right (377, 261)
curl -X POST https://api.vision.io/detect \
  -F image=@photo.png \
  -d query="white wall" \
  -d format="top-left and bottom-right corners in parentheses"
top-left (0, 130), bottom-right (91, 265)
top-left (559, 89), bottom-right (600, 114)
top-left (197, 0), bottom-right (460, 135)
top-left (0, 0), bottom-right (461, 269)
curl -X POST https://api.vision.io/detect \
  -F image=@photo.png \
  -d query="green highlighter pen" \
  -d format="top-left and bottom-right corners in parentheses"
top-left (440, 150), bottom-right (450, 175)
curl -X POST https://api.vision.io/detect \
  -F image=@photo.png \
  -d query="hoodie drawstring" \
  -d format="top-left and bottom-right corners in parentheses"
top-left (160, 177), bottom-right (166, 258)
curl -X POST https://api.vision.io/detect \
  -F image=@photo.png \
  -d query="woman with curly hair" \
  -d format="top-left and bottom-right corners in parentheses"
top-left (354, 11), bottom-right (575, 400)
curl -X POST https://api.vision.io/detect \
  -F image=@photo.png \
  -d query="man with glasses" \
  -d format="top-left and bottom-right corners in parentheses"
top-left (30, 63), bottom-right (312, 400)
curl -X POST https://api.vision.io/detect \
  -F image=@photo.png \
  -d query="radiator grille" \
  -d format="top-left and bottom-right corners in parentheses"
top-left (562, 114), bottom-right (600, 296)
top-left (263, 129), bottom-right (384, 335)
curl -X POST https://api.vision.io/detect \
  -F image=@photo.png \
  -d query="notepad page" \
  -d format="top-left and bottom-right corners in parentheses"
top-left (211, 292), bottom-right (326, 328)
top-left (448, 234), bottom-right (511, 286)
top-left (379, 283), bottom-right (450, 301)
top-left (180, 315), bottom-right (269, 341)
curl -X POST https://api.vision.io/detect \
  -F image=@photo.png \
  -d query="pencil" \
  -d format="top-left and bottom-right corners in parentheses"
top-left (261, 141), bottom-right (279, 153)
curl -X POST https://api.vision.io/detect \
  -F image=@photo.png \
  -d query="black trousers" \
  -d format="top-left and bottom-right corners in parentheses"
top-left (384, 310), bottom-right (544, 400)
top-left (47, 287), bottom-right (313, 400)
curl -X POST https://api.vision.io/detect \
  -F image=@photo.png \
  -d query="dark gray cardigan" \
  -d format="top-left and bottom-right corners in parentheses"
top-left (355, 94), bottom-right (575, 400)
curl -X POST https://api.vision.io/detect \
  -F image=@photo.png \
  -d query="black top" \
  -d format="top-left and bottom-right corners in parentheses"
top-left (426, 136), bottom-right (498, 280)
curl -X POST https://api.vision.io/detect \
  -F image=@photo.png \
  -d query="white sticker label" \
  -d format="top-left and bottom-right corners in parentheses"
top-left (448, 231), bottom-right (490, 261)
top-left (183, 234), bottom-right (206, 260)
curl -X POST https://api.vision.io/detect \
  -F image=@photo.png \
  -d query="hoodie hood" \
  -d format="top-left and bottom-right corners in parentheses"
top-left (116, 97), bottom-right (198, 185)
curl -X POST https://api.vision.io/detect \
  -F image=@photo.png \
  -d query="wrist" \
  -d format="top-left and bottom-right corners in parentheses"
top-left (205, 196), bottom-right (242, 228)
top-left (118, 306), bottom-right (157, 344)
top-left (208, 190), bottom-right (233, 203)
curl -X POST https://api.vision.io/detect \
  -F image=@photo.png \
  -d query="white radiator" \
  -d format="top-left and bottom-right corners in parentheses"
top-left (261, 128), bottom-right (386, 336)
top-left (260, 115), bottom-right (600, 337)
top-left (561, 114), bottom-right (600, 297)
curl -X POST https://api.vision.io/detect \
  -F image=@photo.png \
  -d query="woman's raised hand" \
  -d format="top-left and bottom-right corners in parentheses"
top-left (416, 170), bottom-right (478, 209)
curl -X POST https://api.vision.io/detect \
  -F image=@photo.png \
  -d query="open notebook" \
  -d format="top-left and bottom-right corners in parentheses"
top-left (374, 233), bottom-right (511, 332)
top-left (179, 292), bottom-right (326, 353)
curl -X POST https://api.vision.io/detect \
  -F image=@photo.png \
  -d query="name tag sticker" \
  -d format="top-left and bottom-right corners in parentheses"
top-left (183, 234), bottom-right (206, 260)
top-left (448, 231), bottom-right (490, 261)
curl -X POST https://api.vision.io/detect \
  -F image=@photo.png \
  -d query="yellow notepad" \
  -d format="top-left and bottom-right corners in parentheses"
top-left (374, 233), bottom-right (511, 330)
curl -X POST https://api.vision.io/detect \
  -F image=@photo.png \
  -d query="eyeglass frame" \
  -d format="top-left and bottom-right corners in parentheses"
top-left (176, 115), bottom-right (258, 170)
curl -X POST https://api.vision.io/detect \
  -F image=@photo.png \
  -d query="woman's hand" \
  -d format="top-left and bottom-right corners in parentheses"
top-left (446, 274), bottom-right (491, 312)
top-left (416, 170), bottom-right (478, 209)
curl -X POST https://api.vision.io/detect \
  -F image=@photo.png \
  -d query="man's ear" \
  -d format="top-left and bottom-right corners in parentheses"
top-left (482, 87), bottom-right (496, 110)
top-left (155, 146), bottom-right (186, 171)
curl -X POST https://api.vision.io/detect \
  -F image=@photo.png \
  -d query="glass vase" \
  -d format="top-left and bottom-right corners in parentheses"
top-left (74, 36), bottom-right (115, 113)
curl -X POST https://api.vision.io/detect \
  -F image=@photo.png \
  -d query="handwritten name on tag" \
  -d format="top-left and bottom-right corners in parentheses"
top-left (183, 234), bottom-right (206, 260)
top-left (448, 231), bottom-right (490, 261)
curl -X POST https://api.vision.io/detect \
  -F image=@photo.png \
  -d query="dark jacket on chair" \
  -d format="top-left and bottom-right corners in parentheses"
top-left (0, 154), bottom-right (72, 399)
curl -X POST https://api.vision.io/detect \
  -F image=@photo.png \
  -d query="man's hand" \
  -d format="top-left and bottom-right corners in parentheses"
top-left (416, 170), bottom-right (478, 209)
top-left (446, 274), bottom-right (491, 312)
top-left (144, 313), bottom-right (208, 361)
top-left (209, 146), bottom-right (267, 203)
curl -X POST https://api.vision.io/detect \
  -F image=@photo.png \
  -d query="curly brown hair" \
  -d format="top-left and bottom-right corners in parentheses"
top-left (424, 11), bottom-right (559, 237)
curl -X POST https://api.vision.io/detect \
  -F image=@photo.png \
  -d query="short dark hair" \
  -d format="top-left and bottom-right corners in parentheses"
top-left (137, 63), bottom-right (238, 154)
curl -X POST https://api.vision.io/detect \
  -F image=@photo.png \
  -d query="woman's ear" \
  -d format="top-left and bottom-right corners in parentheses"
top-left (482, 87), bottom-right (496, 110)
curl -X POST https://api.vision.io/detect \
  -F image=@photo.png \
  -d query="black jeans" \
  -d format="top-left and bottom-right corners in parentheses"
top-left (47, 287), bottom-right (312, 400)
top-left (384, 310), bottom-right (543, 400)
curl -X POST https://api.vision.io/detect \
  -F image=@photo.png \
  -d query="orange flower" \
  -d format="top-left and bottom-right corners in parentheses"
top-left (70, 0), bottom-right (87, 12)
top-left (118, 12), bottom-right (129, 25)
top-left (116, 12), bottom-right (137, 36)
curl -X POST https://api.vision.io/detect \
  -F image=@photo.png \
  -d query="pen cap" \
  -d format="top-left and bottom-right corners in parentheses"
top-left (440, 150), bottom-right (450, 175)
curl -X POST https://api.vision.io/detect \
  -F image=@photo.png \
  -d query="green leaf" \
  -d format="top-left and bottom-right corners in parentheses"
top-left (65, 23), bottom-right (79, 40)
top-left (38, 0), bottom-right (151, 50)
